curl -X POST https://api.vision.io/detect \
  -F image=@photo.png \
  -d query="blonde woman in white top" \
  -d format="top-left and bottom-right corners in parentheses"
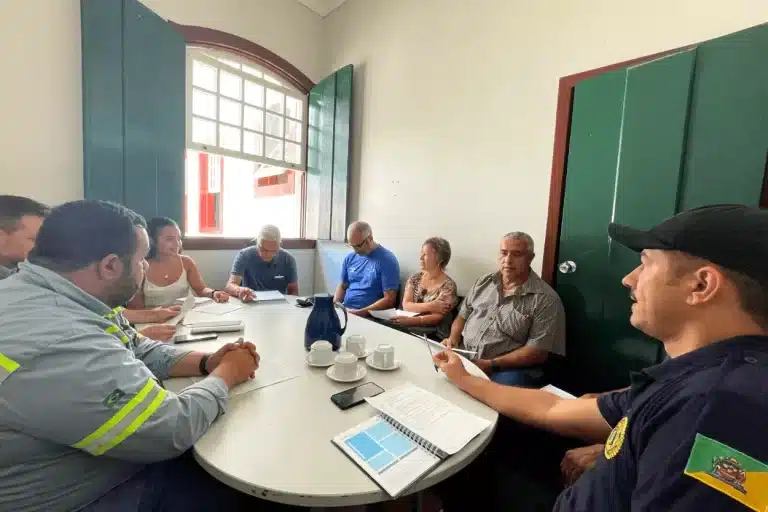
top-left (127, 218), bottom-right (229, 335)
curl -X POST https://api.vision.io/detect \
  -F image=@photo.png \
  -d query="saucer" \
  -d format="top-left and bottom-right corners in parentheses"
top-left (365, 355), bottom-right (401, 371)
top-left (326, 364), bottom-right (367, 383)
top-left (346, 348), bottom-right (371, 359)
top-left (305, 353), bottom-right (334, 368)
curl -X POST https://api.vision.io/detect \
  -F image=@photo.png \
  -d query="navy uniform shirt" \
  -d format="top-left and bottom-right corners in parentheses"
top-left (555, 335), bottom-right (768, 511)
top-left (230, 247), bottom-right (297, 294)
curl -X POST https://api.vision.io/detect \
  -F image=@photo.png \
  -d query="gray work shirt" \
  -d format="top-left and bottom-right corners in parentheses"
top-left (459, 271), bottom-right (566, 359)
top-left (0, 264), bottom-right (16, 280)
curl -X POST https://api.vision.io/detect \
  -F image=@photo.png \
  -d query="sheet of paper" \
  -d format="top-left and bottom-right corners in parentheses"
top-left (424, 337), bottom-right (477, 357)
top-left (176, 296), bottom-right (213, 306)
top-left (253, 290), bottom-right (285, 302)
top-left (167, 359), bottom-right (299, 397)
top-left (166, 294), bottom-right (196, 326)
top-left (193, 301), bottom-right (245, 316)
top-left (366, 383), bottom-right (491, 455)
top-left (541, 384), bottom-right (577, 400)
top-left (369, 309), bottom-right (420, 320)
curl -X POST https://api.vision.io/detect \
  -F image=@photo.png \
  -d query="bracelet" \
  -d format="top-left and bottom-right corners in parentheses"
top-left (490, 359), bottom-right (501, 374)
top-left (199, 354), bottom-right (211, 376)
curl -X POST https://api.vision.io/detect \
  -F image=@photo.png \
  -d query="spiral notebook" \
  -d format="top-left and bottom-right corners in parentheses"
top-left (332, 383), bottom-right (491, 497)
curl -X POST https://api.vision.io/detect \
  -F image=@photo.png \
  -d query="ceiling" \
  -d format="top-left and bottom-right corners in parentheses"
top-left (296, 0), bottom-right (349, 17)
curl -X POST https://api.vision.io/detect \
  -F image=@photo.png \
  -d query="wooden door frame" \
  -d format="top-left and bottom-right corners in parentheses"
top-left (541, 47), bottom-right (695, 284)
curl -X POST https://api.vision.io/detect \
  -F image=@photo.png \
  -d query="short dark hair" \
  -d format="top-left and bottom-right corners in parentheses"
top-left (424, 237), bottom-right (452, 269)
top-left (0, 195), bottom-right (49, 232)
top-left (146, 217), bottom-right (179, 260)
top-left (721, 268), bottom-right (768, 329)
top-left (28, 200), bottom-right (147, 272)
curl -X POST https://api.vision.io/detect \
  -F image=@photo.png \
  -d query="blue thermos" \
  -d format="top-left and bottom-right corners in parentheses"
top-left (304, 295), bottom-right (348, 351)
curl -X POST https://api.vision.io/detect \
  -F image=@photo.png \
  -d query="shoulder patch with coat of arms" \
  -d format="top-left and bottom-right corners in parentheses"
top-left (684, 433), bottom-right (768, 511)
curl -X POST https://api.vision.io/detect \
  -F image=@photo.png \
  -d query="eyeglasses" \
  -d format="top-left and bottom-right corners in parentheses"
top-left (348, 236), bottom-right (370, 250)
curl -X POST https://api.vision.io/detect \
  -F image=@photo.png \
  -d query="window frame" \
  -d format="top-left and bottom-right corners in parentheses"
top-left (171, 23), bottom-right (316, 248)
top-left (186, 49), bottom-right (307, 171)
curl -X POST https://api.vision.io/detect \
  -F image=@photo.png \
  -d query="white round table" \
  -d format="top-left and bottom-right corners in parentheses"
top-left (164, 297), bottom-right (498, 507)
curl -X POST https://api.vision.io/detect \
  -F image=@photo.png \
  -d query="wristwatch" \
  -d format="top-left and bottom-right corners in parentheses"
top-left (199, 354), bottom-right (211, 376)
top-left (490, 359), bottom-right (501, 374)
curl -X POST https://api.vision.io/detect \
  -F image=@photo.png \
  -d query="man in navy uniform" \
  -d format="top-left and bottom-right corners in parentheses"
top-left (437, 204), bottom-right (768, 511)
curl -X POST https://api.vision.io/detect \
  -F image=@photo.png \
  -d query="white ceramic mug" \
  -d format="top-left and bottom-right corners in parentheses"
top-left (373, 344), bottom-right (395, 368)
top-left (309, 340), bottom-right (334, 365)
top-left (332, 351), bottom-right (359, 379)
top-left (345, 334), bottom-right (367, 357)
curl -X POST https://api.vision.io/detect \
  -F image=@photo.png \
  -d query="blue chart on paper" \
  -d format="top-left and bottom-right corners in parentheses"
top-left (344, 419), bottom-right (418, 474)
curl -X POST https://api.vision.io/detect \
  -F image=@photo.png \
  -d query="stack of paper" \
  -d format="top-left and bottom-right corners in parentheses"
top-left (253, 290), bottom-right (286, 302)
top-left (369, 309), bottom-right (420, 321)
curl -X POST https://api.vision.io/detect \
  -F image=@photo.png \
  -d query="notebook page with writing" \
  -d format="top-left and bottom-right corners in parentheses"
top-left (365, 383), bottom-right (491, 455)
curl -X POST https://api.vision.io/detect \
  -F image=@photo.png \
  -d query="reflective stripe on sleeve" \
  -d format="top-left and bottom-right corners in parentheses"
top-left (105, 324), bottom-right (129, 344)
top-left (103, 307), bottom-right (124, 320)
top-left (0, 352), bottom-right (20, 384)
top-left (73, 379), bottom-right (167, 456)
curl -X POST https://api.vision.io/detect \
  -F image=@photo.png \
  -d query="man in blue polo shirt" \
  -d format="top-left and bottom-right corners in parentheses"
top-left (225, 225), bottom-right (298, 299)
top-left (436, 205), bottom-right (768, 511)
top-left (334, 221), bottom-right (400, 316)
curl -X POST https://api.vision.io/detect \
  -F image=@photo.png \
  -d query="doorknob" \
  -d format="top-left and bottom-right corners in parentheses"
top-left (558, 261), bottom-right (577, 274)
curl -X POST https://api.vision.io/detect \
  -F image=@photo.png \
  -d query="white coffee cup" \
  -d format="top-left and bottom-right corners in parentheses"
top-left (345, 335), bottom-right (367, 357)
top-left (373, 344), bottom-right (395, 369)
top-left (308, 340), bottom-right (334, 365)
top-left (332, 351), bottom-right (359, 379)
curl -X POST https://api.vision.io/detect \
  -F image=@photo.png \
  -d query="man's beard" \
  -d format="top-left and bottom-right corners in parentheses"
top-left (105, 271), bottom-right (140, 308)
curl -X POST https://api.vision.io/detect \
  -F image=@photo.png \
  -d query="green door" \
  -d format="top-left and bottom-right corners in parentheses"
top-left (556, 23), bottom-right (768, 393)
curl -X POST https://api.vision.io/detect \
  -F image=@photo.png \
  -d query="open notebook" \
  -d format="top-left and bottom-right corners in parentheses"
top-left (332, 383), bottom-right (491, 498)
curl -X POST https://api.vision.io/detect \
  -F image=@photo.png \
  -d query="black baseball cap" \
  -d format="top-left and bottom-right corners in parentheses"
top-left (608, 204), bottom-right (768, 283)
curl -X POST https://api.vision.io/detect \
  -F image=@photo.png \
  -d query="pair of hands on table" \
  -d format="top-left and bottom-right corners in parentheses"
top-left (208, 340), bottom-right (261, 388)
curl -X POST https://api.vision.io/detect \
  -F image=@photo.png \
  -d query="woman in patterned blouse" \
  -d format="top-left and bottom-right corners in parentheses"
top-left (392, 237), bottom-right (458, 336)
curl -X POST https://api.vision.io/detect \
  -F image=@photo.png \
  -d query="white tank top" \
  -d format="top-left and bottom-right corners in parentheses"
top-left (143, 266), bottom-right (191, 307)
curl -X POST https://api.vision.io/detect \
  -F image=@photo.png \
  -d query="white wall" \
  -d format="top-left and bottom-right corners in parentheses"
top-left (0, 0), bottom-right (83, 205)
top-left (0, 0), bottom-right (323, 284)
top-left (324, 0), bottom-right (768, 293)
top-left (187, 248), bottom-right (316, 296)
top-left (0, 0), bottom-right (323, 206)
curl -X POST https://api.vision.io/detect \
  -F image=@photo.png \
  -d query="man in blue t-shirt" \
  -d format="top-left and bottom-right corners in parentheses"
top-left (333, 221), bottom-right (400, 315)
top-left (225, 225), bottom-right (298, 300)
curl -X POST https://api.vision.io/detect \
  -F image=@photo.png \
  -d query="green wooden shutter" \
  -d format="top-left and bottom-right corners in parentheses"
top-left (81, 0), bottom-right (185, 227)
top-left (306, 65), bottom-right (353, 241)
top-left (81, 0), bottom-right (124, 205)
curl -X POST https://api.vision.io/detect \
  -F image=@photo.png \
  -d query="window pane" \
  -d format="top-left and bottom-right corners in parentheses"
top-left (219, 98), bottom-right (242, 126)
top-left (285, 142), bottom-right (301, 165)
top-left (219, 70), bottom-right (242, 100)
top-left (265, 112), bottom-right (283, 138)
top-left (219, 124), bottom-right (241, 151)
top-left (264, 74), bottom-right (284, 87)
top-left (192, 88), bottom-right (217, 120)
top-left (193, 60), bottom-right (217, 92)
top-left (243, 131), bottom-right (264, 156)
top-left (266, 88), bottom-right (284, 114)
top-left (265, 136), bottom-right (283, 160)
top-left (244, 80), bottom-right (264, 107)
top-left (285, 119), bottom-right (302, 143)
top-left (243, 106), bottom-right (264, 132)
top-left (242, 64), bottom-right (263, 78)
top-left (286, 96), bottom-right (303, 121)
top-left (192, 117), bottom-right (216, 145)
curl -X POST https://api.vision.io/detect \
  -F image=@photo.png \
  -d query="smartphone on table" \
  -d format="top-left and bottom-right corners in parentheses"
top-left (331, 382), bottom-right (385, 410)
top-left (174, 333), bottom-right (219, 344)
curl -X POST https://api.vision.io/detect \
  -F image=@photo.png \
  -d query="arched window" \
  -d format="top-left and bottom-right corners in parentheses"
top-left (184, 47), bottom-right (308, 237)
top-left (81, 0), bottom-right (351, 245)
